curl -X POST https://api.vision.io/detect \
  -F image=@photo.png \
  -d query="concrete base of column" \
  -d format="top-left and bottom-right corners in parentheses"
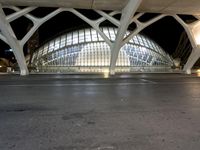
top-left (109, 69), bottom-right (115, 76)
top-left (184, 69), bottom-right (192, 75)
top-left (20, 69), bottom-right (29, 76)
top-left (183, 47), bottom-right (200, 75)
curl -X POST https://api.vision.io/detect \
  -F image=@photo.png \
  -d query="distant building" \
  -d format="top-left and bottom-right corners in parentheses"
top-left (29, 27), bottom-right (173, 73)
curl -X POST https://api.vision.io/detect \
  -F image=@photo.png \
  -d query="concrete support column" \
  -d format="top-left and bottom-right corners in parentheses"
top-left (0, 4), bottom-right (29, 75)
top-left (174, 15), bottom-right (200, 74)
top-left (109, 69), bottom-right (116, 76)
top-left (183, 46), bottom-right (200, 74)
top-left (183, 22), bottom-right (200, 74)
top-left (109, 0), bottom-right (142, 75)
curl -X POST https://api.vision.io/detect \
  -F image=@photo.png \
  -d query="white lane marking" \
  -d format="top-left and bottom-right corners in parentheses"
top-left (3, 82), bottom-right (151, 87)
top-left (0, 81), bottom-right (200, 87)
top-left (140, 79), bottom-right (157, 84)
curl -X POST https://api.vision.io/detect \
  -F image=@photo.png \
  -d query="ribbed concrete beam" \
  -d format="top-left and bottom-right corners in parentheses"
top-left (174, 15), bottom-right (200, 74)
top-left (183, 46), bottom-right (200, 74)
top-left (109, 0), bottom-right (142, 75)
top-left (0, 4), bottom-right (28, 75)
top-left (1, 0), bottom-right (200, 15)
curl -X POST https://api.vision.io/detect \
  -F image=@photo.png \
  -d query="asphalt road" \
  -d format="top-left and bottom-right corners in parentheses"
top-left (0, 74), bottom-right (200, 150)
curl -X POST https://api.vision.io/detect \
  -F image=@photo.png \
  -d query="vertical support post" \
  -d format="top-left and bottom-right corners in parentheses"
top-left (174, 15), bottom-right (200, 74)
top-left (0, 4), bottom-right (29, 75)
top-left (183, 22), bottom-right (200, 74)
top-left (109, 0), bottom-right (142, 75)
top-left (183, 46), bottom-right (200, 74)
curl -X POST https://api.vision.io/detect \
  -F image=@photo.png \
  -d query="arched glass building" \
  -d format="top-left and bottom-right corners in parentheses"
top-left (31, 27), bottom-right (173, 73)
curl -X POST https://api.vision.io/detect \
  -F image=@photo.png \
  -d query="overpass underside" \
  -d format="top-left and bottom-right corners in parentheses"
top-left (0, 0), bottom-right (200, 75)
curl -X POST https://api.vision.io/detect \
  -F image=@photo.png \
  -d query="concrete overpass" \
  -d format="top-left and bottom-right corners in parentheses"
top-left (0, 0), bottom-right (200, 75)
top-left (1, 0), bottom-right (200, 15)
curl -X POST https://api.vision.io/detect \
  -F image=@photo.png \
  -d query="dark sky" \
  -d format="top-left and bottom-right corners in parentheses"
top-left (0, 8), bottom-right (193, 60)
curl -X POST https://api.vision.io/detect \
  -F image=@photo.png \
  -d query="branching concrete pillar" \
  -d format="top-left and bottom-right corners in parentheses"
top-left (183, 22), bottom-right (200, 74)
top-left (109, 0), bottom-right (142, 75)
top-left (183, 46), bottom-right (200, 74)
top-left (174, 15), bottom-right (200, 74)
top-left (0, 4), bottom-right (29, 75)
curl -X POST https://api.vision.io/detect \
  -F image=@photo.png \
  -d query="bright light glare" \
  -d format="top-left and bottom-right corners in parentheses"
top-left (103, 69), bottom-right (109, 78)
top-left (195, 34), bottom-right (200, 45)
top-left (0, 65), bottom-right (2, 68)
top-left (193, 24), bottom-right (200, 45)
top-left (197, 69), bottom-right (200, 77)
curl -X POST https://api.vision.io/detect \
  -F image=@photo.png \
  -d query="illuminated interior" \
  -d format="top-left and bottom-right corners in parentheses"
top-left (31, 27), bottom-right (173, 73)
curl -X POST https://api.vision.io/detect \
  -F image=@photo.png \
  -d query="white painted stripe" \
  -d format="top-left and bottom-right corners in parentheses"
top-left (0, 81), bottom-right (200, 87)
top-left (4, 82), bottom-right (150, 87)
top-left (140, 79), bottom-right (157, 84)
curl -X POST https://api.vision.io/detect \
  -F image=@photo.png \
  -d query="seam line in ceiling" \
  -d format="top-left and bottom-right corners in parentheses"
top-left (159, 0), bottom-right (177, 14)
top-left (91, 0), bottom-right (95, 9)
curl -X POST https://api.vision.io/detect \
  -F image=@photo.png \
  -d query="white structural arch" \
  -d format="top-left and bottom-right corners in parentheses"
top-left (0, 0), bottom-right (200, 75)
top-left (173, 15), bottom-right (200, 74)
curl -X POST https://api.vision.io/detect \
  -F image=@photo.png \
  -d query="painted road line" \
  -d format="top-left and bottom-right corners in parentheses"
top-left (0, 81), bottom-right (200, 87)
top-left (140, 79), bottom-right (157, 84)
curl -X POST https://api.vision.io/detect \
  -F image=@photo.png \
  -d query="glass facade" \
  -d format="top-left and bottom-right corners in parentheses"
top-left (31, 27), bottom-right (173, 73)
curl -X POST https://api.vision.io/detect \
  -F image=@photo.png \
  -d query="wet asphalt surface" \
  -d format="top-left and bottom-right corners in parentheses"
top-left (0, 73), bottom-right (200, 150)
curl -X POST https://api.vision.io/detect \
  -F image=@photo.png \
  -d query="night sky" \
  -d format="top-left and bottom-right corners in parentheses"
top-left (0, 8), bottom-right (194, 61)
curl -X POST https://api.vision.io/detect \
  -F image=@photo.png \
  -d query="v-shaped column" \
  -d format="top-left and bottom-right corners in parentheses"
top-left (109, 0), bottom-right (142, 75)
top-left (0, 4), bottom-right (29, 75)
top-left (174, 15), bottom-right (200, 74)
top-left (183, 21), bottom-right (200, 74)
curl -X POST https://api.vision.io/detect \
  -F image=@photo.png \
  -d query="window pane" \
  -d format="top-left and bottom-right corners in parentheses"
top-left (85, 29), bottom-right (91, 42)
top-left (48, 41), bottom-right (54, 52)
top-left (66, 33), bottom-right (72, 45)
top-left (73, 32), bottom-right (78, 44)
top-left (54, 38), bottom-right (60, 50)
top-left (91, 30), bottom-right (98, 41)
top-left (60, 35), bottom-right (66, 48)
top-left (79, 30), bottom-right (85, 43)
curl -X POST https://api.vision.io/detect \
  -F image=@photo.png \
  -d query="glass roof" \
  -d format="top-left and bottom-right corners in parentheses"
top-left (31, 27), bottom-right (173, 72)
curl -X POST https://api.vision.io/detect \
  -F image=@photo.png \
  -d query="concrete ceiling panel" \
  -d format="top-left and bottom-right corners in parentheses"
top-left (163, 0), bottom-right (200, 15)
top-left (1, 0), bottom-right (200, 15)
top-left (92, 0), bottom-right (128, 10)
top-left (139, 0), bottom-right (175, 13)
top-left (0, 0), bottom-right (94, 9)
